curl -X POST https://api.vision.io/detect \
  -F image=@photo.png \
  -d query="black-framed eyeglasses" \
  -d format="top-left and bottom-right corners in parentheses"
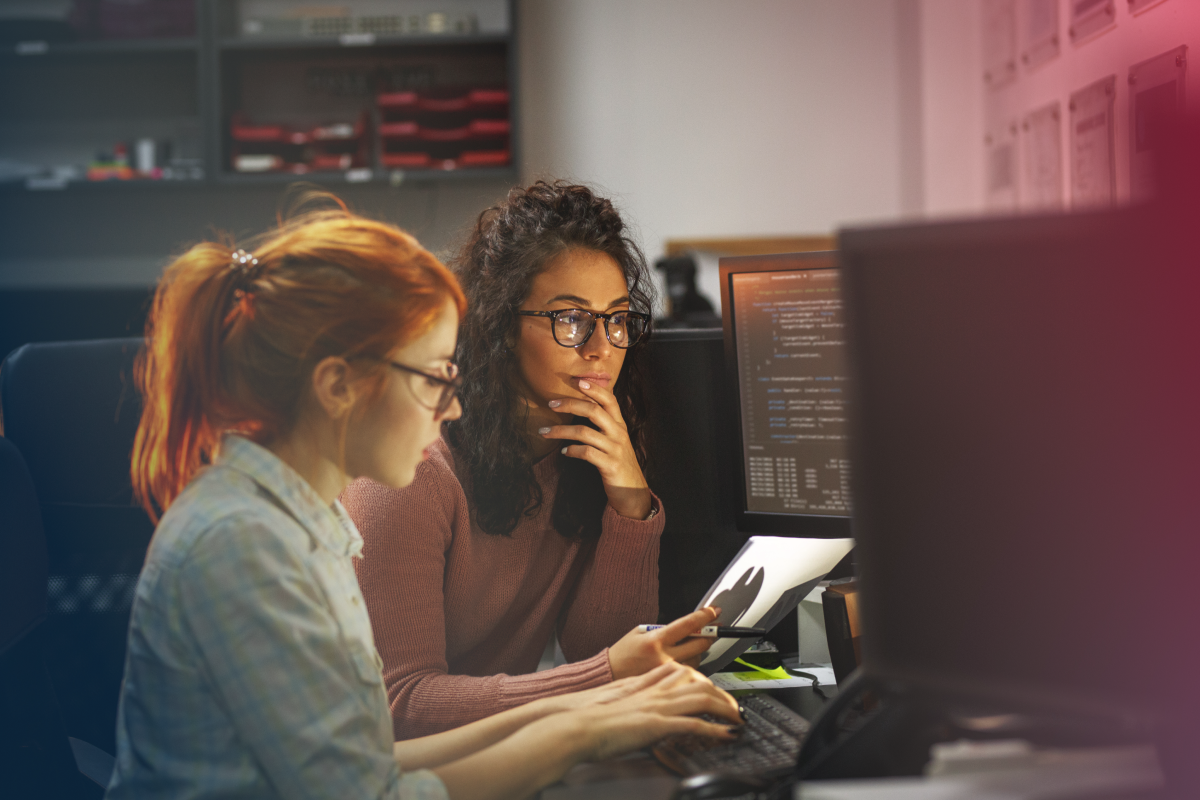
top-left (387, 361), bottom-right (461, 416)
top-left (517, 308), bottom-right (650, 349)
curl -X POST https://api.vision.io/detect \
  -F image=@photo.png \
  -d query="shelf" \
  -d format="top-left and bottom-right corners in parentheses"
top-left (0, 177), bottom-right (207, 193)
top-left (216, 164), bottom-right (516, 186)
top-left (217, 33), bottom-right (507, 51)
top-left (0, 1), bottom-right (517, 190)
top-left (2, 38), bottom-right (199, 59)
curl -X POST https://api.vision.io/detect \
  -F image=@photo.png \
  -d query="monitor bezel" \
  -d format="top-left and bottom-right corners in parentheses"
top-left (719, 251), bottom-right (852, 538)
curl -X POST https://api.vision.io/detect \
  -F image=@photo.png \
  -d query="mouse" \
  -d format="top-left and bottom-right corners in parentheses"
top-left (669, 772), bottom-right (770, 800)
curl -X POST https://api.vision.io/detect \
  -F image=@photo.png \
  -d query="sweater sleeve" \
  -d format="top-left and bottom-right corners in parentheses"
top-left (343, 459), bottom-right (612, 740)
top-left (557, 494), bottom-right (664, 663)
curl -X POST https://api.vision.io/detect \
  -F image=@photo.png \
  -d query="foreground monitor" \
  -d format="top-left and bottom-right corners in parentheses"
top-left (839, 206), bottom-right (1199, 730)
top-left (719, 252), bottom-right (851, 538)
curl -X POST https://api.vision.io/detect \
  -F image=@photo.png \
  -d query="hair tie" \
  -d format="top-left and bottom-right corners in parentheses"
top-left (229, 249), bottom-right (260, 278)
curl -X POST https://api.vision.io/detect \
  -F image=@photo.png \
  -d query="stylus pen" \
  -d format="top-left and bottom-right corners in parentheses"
top-left (635, 624), bottom-right (767, 638)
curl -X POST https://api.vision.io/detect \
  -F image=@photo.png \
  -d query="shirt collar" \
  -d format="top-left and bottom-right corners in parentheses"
top-left (215, 434), bottom-right (364, 558)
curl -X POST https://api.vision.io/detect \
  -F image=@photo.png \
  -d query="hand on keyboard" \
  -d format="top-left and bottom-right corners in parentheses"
top-left (571, 661), bottom-right (742, 763)
top-left (546, 657), bottom-right (724, 714)
top-left (653, 693), bottom-right (811, 779)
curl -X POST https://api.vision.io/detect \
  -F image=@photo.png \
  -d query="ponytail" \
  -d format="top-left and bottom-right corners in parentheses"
top-left (131, 203), bottom-right (465, 522)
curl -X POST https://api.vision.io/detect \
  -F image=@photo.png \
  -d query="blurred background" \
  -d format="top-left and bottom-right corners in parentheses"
top-left (1, 0), bottom-right (1197, 354)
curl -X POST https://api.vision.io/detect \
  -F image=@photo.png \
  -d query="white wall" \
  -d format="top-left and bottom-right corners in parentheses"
top-left (518, 0), bottom-right (916, 272)
top-left (919, 0), bottom-right (987, 216)
top-left (918, 0), bottom-right (1200, 216)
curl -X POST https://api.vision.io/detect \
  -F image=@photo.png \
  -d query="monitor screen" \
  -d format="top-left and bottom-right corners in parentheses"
top-left (720, 252), bottom-right (852, 537)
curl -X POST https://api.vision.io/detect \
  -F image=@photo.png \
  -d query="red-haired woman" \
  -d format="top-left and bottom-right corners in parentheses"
top-left (106, 203), bottom-right (738, 800)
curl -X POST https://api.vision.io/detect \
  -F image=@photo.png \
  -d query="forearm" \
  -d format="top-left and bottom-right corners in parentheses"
top-left (432, 714), bottom-right (588, 800)
top-left (393, 696), bottom-right (561, 770)
top-left (559, 509), bottom-right (662, 658)
top-left (391, 658), bottom-right (611, 737)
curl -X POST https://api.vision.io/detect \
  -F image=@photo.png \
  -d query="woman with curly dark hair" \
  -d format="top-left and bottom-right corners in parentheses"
top-left (343, 182), bottom-right (719, 738)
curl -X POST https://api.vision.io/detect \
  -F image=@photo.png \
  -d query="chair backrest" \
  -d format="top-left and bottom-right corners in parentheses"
top-left (0, 436), bottom-right (47, 656)
top-left (0, 338), bottom-right (153, 756)
top-left (0, 435), bottom-right (100, 798)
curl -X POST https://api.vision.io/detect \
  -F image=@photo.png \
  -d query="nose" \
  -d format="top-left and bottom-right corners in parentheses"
top-left (579, 321), bottom-right (613, 360)
top-left (439, 395), bottom-right (463, 422)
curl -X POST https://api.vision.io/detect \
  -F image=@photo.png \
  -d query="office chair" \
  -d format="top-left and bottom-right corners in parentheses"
top-left (0, 436), bottom-right (111, 798)
top-left (0, 338), bottom-right (153, 760)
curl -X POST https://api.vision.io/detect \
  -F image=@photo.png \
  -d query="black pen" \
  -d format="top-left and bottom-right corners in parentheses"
top-left (635, 624), bottom-right (767, 638)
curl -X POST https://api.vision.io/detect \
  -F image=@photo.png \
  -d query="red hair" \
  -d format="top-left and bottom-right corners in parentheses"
top-left (131, 201), bottom-right (466, 522)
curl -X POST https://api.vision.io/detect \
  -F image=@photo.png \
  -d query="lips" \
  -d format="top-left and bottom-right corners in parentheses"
top-left (573, 372), bottom-right (611, 386)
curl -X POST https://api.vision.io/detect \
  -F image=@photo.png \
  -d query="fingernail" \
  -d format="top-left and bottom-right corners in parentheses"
top-left (738, 705), bottom-right (747, 723)
top-left (726, 725), bottom-right (744, 736)
top-left (538, 426), bottom-right (551, 434)
top-left (548, 400), bottom-right (561, 408)
top-left (561, 447), bottom-right (568, 454)
top-left (578, 380), bottom-right (590, 389)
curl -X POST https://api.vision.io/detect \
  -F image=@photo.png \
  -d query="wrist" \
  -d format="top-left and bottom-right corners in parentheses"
top-left (527, 694), bottom-right (574, 717)
top-left (525, 709), bottom-right (594, 764)
top-left (609, 488), bottom-right (653, 520)
top-left (556, 709), bottom-right (603, 761)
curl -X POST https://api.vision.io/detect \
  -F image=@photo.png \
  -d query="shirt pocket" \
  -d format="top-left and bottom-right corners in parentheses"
top-left (348, 640), bottom-right (385, 686)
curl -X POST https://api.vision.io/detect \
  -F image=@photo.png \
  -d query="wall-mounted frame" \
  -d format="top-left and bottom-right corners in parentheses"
top-left (1128, 45), bottom-right (1187, 203)
top-left (1069, 75), bottom-right (1117, 208)
top-left (985, 119), bottom-right (1020, 210)
top-left (1022, 0), bottom-right (1060, 71)
top-left (983, 0), bottom-right (1018, 89)
top-left (1021, 101), bottom-right (1063, 209)
top-left (1128, 0), bottom-right (1169, 16)
top-left (1069, 0), bottom-right (1116, 47)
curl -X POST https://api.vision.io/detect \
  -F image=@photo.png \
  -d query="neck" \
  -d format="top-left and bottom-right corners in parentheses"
top-left (263, 422), bottom-right (349, 506)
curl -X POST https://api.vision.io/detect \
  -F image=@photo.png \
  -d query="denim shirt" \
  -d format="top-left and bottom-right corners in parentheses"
top-left (107, 435), bottom-right (448, 800)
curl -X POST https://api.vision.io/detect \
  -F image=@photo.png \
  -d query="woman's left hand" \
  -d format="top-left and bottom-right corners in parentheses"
top-left (538, 380), bottom-right (652, 519)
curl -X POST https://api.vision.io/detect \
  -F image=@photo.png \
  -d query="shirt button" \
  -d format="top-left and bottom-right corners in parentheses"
top-left (351, 595), bottom-right (360, 605)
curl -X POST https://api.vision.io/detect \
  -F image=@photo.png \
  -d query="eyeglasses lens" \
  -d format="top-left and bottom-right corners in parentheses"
top-left (436, 364), bottom-right (459, 415)
top-left (608, 312), bottom-right (645, 348)
top-left (554, 310), bottom-right (592, 346)
top-left (553, 310), bottom-right (644, 348)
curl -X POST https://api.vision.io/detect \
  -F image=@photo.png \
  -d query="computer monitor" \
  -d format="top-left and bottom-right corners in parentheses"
top-left (838, 205), bottom-right (1199, 729)
top-left (719, 252), bottom-right (852, 538)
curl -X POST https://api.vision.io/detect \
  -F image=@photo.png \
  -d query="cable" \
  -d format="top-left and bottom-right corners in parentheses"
top-left (786, 668), bottom-right (827, 699)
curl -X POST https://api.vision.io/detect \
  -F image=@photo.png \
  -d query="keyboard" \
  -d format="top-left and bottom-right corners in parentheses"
top-left (652, 693), bottom-right (811, 779)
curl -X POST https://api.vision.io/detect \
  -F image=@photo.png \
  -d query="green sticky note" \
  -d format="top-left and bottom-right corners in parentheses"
top-left (732, 658), bottom-right (790, 680)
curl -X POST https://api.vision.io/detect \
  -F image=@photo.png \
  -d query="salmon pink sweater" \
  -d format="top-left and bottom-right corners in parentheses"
top-left (342, 438), bottom-right (664, 739)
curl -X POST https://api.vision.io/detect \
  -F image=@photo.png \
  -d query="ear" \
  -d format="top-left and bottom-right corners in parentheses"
top-left (309, 356), bottom-right (360, 421)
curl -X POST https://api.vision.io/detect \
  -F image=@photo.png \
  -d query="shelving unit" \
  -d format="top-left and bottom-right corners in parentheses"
top-left (0, 0), bottom-right (517, 192)
top-left (0, 38), bottom-right (199, 57)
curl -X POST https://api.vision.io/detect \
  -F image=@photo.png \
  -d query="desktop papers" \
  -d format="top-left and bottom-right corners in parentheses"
top-left (695, 536), bottom-right (854, 674)
top-left (711, 664), bottom-right (838, 692)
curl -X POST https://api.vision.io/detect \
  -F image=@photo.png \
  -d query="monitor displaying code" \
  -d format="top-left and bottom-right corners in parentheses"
top-left (730, 268), bottom-right (851, 516)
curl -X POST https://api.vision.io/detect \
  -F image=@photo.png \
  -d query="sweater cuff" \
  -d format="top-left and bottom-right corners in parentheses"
top-left (602, 491), bottom-right (666, 536)
top-left (496, 649), bottom-right (613, 707)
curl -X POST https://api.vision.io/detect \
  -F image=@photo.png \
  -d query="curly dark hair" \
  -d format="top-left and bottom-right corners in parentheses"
top-left (445, 181), bottom-right (656, 541)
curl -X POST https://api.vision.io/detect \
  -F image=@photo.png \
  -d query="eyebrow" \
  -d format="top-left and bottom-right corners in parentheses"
top-left (544, 294), bottom-right (631, 310)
